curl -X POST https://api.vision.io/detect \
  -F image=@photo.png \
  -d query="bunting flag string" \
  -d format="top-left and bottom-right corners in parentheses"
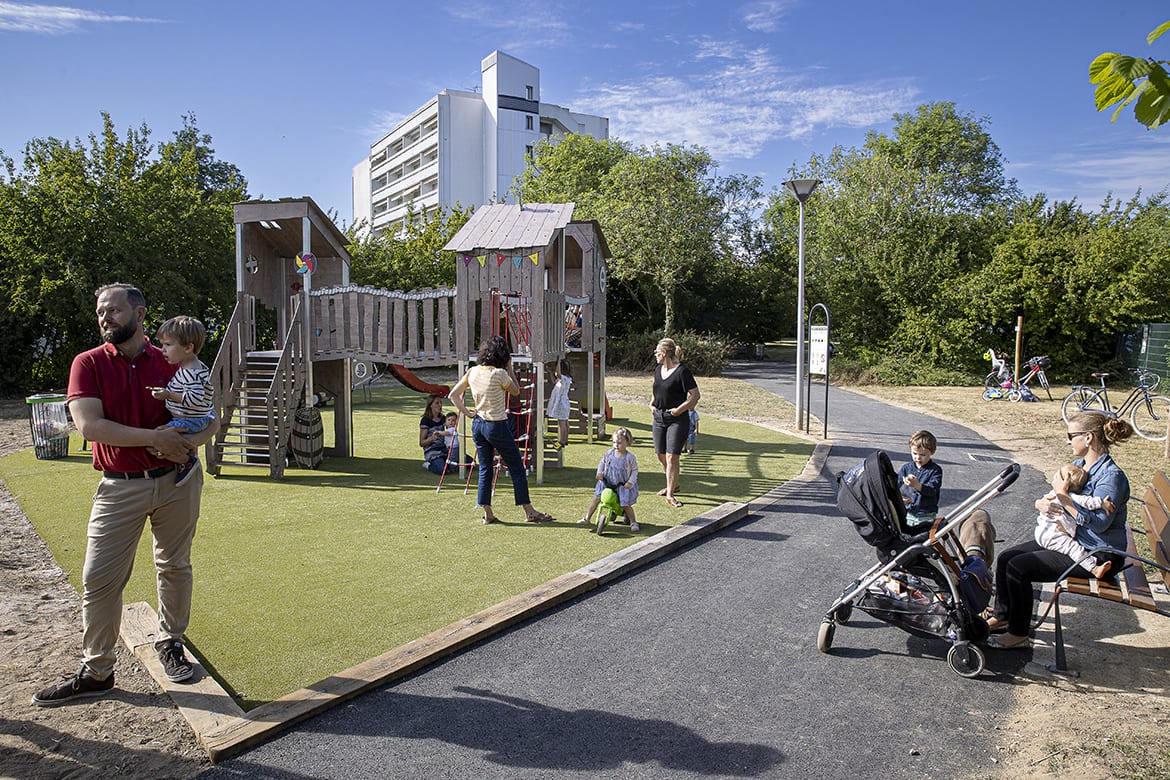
top-left (477, 254), bottom-right (487, 267)
top-left (496, 253), bottom-right (506, 266)
top-left (528, 252), bottom-right (539, 265)
top-left (512, 256), bottom-right (522, 268)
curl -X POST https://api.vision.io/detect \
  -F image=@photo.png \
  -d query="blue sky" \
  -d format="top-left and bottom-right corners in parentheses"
top-left (2, 1), bottom-right (1168, 226)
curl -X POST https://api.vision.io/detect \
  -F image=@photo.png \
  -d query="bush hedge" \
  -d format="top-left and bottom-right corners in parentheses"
top-left (608, 331), bottom-right (737, 376)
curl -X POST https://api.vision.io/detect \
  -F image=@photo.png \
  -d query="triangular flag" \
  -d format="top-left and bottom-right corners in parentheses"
top-left (512, 256), bottom-right (522, 268)
top-left (477, 254), bottom-right (487, 267)
top-left (496, 253), bottom-right (506, 266)
top-left (462, 253), bottom-right (472, 265)
top-left (529, 252), bottom-right (539, 265)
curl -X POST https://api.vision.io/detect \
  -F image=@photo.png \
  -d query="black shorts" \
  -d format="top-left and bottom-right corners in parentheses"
top-left (652, 409), bottom-right (688, 455)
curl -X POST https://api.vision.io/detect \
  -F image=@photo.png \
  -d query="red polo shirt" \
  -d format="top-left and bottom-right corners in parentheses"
top-left (68, 341), bottom-right (179, 472)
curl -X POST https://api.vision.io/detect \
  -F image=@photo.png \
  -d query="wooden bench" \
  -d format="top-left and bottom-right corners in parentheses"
top-left (1044, 470), bottom-right (1170, 675)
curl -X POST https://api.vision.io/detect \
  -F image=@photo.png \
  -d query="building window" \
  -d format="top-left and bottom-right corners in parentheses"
top-left (526, 85), bottom-right (534, 100)
top-left (526, 115), bottom-right (534, 131)
top-left (526, 145), bottom-right (535, 161)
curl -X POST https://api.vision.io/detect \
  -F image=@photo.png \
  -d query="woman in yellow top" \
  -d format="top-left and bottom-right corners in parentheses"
top-left (449, 335), bottom-right (555, 524)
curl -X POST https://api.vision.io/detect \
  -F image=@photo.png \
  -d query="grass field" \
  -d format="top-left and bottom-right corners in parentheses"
top-left (0, 379), bottom-right (812, 707)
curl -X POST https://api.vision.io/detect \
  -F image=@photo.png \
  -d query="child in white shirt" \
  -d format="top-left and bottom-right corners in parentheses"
top-left (1034, 463), bottom-right (1115, 579)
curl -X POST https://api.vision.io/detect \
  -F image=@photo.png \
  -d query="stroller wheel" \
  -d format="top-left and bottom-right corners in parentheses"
top-left (816, 619), bottom-right (835, 653)
top-left (947, 642), bottom-right (985, 678)
top-left (833, 603), bottom-right (853, 625)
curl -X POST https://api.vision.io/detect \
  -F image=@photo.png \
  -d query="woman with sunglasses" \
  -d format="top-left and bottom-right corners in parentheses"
top-left (985, 410), bottom-right (1134, 649)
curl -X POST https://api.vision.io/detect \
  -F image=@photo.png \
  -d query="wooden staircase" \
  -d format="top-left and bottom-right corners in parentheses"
top-left (214, 352), bottom-right (287, 472)
top-left (207, 293), bottom-right (307, 479)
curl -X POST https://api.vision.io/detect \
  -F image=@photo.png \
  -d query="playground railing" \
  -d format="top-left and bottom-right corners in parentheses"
top-left (207, 292), bottom-right (257, 473)
top-left (264, 296), bottom-right (307, 477)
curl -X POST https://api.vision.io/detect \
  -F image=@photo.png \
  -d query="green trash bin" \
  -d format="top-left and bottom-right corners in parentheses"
top-left (26, 393), bottom-right (70, 460)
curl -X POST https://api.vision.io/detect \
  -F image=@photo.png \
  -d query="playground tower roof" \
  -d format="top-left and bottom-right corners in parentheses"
top-left (444, 202), bottom-right (576, 254)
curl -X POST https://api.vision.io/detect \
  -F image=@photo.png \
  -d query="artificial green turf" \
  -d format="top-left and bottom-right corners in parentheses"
top-left (0, 382), bottom-right (812, 708)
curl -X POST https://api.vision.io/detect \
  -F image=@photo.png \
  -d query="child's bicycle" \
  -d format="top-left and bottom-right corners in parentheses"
top-left (982, 350), bottom-right (1052, 402)
top-left (593, 486), bottom-right (623, 535)
top-left (1061, 371), bottom-right (1170, 441)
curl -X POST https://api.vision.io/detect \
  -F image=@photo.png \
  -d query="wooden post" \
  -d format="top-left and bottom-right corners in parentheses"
top-left (1014, 313), bottom-right (1024, 389)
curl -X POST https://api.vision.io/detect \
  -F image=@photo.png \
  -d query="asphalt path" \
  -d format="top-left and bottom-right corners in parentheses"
top-left (200, 362), bottom-right (1050, 780)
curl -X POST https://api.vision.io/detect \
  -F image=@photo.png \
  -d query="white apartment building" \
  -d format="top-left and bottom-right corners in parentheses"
top-left (352, 50), bottom-right (609, 235)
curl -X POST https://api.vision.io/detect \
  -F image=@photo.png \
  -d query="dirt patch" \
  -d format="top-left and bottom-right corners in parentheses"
top-left (0, 401), bottom-right (209, 778)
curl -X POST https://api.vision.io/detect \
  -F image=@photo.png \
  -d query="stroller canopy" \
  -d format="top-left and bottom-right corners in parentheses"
top-left (837, 450), bottom-right (909, 550)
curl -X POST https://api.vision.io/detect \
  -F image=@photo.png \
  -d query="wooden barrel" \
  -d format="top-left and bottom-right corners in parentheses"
top-left (290, 407), bottom-right (324, 469)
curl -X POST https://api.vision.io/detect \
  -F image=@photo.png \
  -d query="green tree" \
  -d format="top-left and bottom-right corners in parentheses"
top-left (0, 113), bottom-right (246, 394)
top-left (347, 203), bottom-right (472, 291)
top-left (516, 137), bottom-right (741, 337)
top-left (1090, 21), bottom-right (1170, 129)
top-left (596, 145), bottom-right (725, 335)
top-left (965, 194), bottom-right (1170, 376)
top-left (764, 102), bottom-right (1018, 365)
top-left (509, 134), bottom-right (630, 213)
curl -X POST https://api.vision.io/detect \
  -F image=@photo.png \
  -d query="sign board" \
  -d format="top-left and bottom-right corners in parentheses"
top-left (809, 325), bottom-right (829, 376)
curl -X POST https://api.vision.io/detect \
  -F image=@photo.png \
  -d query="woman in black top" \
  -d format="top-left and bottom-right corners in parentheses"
top-left (650, 337), bottom-right (700, 507)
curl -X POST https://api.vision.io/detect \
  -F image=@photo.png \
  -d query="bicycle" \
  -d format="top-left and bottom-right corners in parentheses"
top-left (1129, 367), bottom-right (1161, 393)
top-left (982, 350), bottom-right (1052, 402)
top-left (982, 348), bottom-right (1012, 391)
top-left (1060, 372), bottom-right (1170, 441)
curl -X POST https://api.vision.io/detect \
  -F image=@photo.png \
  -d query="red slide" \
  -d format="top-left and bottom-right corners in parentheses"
top-left (387, 364), bottom-right (450, 396)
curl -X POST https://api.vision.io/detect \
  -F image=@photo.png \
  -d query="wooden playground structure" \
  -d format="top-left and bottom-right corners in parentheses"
top-left (206, 197), bottom-right (609, 482)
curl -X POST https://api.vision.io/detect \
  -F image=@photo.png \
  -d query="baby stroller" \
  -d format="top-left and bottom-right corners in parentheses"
top-left (818, 451), bottom-right (1020, 677)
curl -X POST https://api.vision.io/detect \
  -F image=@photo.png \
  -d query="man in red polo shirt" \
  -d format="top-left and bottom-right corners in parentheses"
top-left (33, 283), bottom-right (219, 706)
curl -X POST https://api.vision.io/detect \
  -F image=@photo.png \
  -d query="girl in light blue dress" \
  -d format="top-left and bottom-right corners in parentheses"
top-left (579, 427), bottom-right (640, 532)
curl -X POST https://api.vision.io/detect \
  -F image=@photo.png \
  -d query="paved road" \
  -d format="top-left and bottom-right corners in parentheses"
top-left (200, 362), bottom-right (1047, 780)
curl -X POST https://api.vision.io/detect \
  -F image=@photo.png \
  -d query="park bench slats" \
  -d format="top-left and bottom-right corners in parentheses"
top-left (1044, 471), bottom-right (1170, 675)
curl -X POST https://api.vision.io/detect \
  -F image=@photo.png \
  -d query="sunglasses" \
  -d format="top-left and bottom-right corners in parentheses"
top-left (1066, 430), bottom-right (1092, 441)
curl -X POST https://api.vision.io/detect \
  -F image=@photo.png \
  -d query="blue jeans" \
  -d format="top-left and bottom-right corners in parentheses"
top-left (472, 416), bottom-right (529, 508)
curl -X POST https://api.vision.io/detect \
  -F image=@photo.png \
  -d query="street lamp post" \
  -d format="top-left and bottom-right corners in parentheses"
top-left (784, 178), bottom-right (821, 428)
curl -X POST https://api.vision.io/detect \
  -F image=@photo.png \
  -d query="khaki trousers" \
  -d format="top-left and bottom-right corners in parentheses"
top-left (81, 468), bottom-right (202, 679)
top-left (959, 509), bottom-right (996, 564)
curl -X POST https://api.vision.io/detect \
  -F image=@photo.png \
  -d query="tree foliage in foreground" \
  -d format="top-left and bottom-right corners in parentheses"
top-left (0, 114), bottom-right (246, 394)
top-left (1091, 20), bottom-right (1170, 129)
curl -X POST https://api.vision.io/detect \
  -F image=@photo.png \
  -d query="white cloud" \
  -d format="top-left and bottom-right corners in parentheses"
top-left (740, 0), bottom-right (797, 33)
top-left (613, 21), bottom-right (645, 33)
top-left (1014, 139), bottom-right (1170, 207)
top-left (575, 42), bottom-right (917, 160)
top-left (444, 0), bottom-right (569, 48)
top-left (358, 110), bottom-right (409, 145)
top-left (0, 2), bottom-right (162, 33)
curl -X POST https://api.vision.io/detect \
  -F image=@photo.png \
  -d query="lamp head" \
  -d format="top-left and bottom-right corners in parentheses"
top-left (784, 178), bottom-right (822, 203)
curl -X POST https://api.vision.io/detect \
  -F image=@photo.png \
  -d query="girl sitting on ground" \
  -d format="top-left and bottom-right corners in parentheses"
top-left (580, 427), bottom-right (640, 532)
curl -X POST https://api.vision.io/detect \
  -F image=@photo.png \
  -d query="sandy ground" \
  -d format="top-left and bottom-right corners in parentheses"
top-left (0, 403), bottom-right (209, 778)
top-left (1, 393), bottom-right (1168, 779)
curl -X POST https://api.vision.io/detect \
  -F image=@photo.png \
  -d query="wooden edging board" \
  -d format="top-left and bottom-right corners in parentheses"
top-left (120, 440), bottom-right (832, 763)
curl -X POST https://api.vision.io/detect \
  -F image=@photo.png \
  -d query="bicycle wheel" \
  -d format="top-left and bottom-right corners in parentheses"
top-left (1008, 388), bottom-right (1022, 402)
top-left (1037, 370), bottom-right (1053, 400)
top-left (983, 372), bottom-right (999, 390)
top-left (1061, 388), bottom-right (1106, 423)
top-left (1130, 394), bottom-right (1170, 441)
